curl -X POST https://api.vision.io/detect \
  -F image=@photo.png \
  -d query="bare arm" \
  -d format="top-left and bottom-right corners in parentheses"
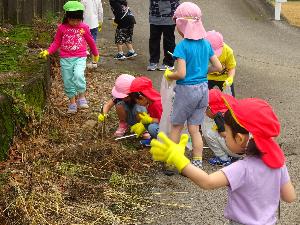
top-left (182, 164), bottom-right (229, 190)
top-left (227, 68), bottom-right (235, 79)
top-left (281, 181), bottom-right (296, 203)
top-left (208, 55), bottom-right (222, 74)
top-left (102, 99), bottom-right (115, 114)
top-left (168, 58), bottom-right (186, 80)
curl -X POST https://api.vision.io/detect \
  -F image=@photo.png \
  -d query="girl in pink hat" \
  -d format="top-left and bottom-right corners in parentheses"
top-left (205, 30), bottom-right (237, 96)
top-left (163, 2), bottom-right (223, 169)
top-left (97, 74), bottom-right (147, 137)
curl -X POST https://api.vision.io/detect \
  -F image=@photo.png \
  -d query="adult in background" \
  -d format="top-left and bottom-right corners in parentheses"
top-left (147, 0), bottom-right (180, 71)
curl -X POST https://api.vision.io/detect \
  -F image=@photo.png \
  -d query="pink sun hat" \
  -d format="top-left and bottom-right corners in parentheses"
top-left (205, 30), bottom-right (224, 57)
top-left (112, 74), bottom-right (135, 98)
top-left (173, 2), bottom-right (206, 40)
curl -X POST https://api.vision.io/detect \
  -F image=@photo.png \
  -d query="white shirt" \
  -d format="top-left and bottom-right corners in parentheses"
top-left (81, 0), bottom-right (103, 29)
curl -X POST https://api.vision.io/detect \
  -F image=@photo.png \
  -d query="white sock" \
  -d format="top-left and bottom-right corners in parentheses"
top-left (118, 51), bottom-right (123, 54)
top-left (129, 49), bottom-right (135, 53)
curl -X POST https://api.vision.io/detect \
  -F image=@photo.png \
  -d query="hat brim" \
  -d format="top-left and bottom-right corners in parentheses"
top-left (112, 86), bottom-right (128, 99)
top-left (140, 88), bottom-right (161, 101)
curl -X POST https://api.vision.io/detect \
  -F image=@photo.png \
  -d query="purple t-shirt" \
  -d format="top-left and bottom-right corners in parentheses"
top-left (222, 156), bottom-right (290, 225)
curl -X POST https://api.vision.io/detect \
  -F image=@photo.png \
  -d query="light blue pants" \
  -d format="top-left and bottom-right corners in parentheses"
top-left (116, 101), bottom-right (147, 126)
top-left (60, 57), bottom-right (87, 99)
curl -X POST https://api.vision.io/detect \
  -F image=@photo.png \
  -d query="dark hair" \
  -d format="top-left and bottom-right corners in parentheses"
top-left (62, 10), bottom-right (84, 24)
top-left (129, 92), bottom-right (145, 100)
top-left (224, 110), bottom-right (261, 157)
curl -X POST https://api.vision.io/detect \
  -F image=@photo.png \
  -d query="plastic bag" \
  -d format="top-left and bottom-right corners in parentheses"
top-left (158, 76), bottom-right (175, 135)
top-left (158, 76), bottom-right (192, 150)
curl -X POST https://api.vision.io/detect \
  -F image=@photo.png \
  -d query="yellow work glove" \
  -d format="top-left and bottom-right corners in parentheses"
top-left (130, 122), bottom-right (146, 138)
top-left (223, 76), bottom-right (234, 89)
top-left (98, 113), bottom-right (107, 123)
top-left (113, 21), bottom-right (118, 27)
top-left (92, 55), bottom-right (100, 63)
top-left (164, 68), bottom-right (172, 81)
top-left (39, 50), bottom-right (49, 59)
top-left (139, 112), bottom-right (153, 125)
top-left (98, 22), bottom-right (102, 32)
top-left (150, 132), bottom-right (190, 173)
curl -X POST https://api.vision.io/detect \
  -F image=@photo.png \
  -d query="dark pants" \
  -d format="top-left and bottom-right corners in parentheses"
top-left (208, 80), bottom-right (235, 97)
top-left (149, 24), bottom-right (176, 67)
top-left (90, 28), bottom-right (98, 43)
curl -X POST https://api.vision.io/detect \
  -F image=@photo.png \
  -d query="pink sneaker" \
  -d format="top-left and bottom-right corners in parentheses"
top-left (114, 122), bottom-right (128, 137)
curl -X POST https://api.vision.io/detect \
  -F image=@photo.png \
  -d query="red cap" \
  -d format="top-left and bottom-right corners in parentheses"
top-left (130, 76), bottom-right (161, 101)
top-left (221, 95), bottom-right (285, 168)
top-left (209, 89), bottom-right (232, 114)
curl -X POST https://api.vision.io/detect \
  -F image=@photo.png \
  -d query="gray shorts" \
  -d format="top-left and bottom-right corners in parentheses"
top-left (116, 101), bottom-right (147, 126)
top-left (171, 83), bottom-right (208, 125)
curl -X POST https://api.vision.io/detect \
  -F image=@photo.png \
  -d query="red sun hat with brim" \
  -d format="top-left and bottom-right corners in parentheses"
top-left (221, 95), bottom-right (285, 168)
top-left (130, 76), bottom-right (161, 101)
top-left (209, 89), bottom-right (235, 115)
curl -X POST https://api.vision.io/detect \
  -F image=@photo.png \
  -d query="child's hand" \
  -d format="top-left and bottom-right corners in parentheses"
top-left (139, 112), bottom-right (153, 125)
top-left (150, 132), bottom-right (190, 173)
top-left (223, 76), bottom-right (234, 89)
top-left (98, 22), bottom-right (102, 32)
top-left (98, 113), bottom-right (107, 123)
top-left (39, 50), bottom-right (49, 59)
top-left (164, 68), bottom-right (173, 81)
top-left (130, 122), bottom-right (146, 137)
top-left (93, 55), bottom-right (100, 63)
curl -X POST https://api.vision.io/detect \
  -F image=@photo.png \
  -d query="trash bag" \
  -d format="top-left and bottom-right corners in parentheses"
top-left (158, 76), bottom-right (175, 136)
top-left (158, 76), bottom-right (192, 150)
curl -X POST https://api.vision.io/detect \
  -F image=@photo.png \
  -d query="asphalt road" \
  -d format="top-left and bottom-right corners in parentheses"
top-left (100, 0), bottom-right (300, 224)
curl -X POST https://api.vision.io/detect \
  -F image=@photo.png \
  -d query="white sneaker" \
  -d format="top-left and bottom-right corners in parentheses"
top-left (158, 64), bottom-right (174, 71)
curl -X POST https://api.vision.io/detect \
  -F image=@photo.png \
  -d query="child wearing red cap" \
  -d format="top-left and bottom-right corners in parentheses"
top-left (129, 76), bottom-right (162, 146)
top-left (205, 30), bottom-right (237, 96)
top-left (202, 89), bottom-right (242, 166)
top-left (150, 93), bottom-right (296, 224)
top-left (98, 74), bottom-right (147, 137)
top-left (163, 2), bottom-right (223, 168)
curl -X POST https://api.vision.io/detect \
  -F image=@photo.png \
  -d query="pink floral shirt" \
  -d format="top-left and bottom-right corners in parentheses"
top-left (48, 22), bottom-right (99, 58)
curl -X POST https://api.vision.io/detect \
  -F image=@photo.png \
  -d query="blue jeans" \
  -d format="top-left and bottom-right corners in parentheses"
top-left (115, 101), bottom-right (147, 126)
top-left (90, 28), bottom-right (98, 43)
top-left (147, 123), bottom-right (159, 138)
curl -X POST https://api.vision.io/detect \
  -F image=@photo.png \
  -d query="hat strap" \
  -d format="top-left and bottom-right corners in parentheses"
top-left (245, 132), bottom-right (253, 149)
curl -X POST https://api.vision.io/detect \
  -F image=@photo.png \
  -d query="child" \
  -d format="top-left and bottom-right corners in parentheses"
top-left (205, 30), bottom-right (237, 96)
top-left (150, 93), bottom-right (296, 224)
top-left (39, 1), bottom-right (99, 114)
top-left (81, 0), bottom-right (103, 68)
top-left (202, 89), bottom-right (242, 166)
top-left (109, 0), bottom-right (137, 60)
top-left (98, 74), bottom-right (147, 137)
top-left (163, 2), bottom-right (222, 168)
top-left (129, 76), bottom-right (163, 146)
top-left (147, 0), bottom-right (180, 71)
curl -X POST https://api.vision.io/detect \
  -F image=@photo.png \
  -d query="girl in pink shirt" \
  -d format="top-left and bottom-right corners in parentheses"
top-left (39, 1), bottom-right (99, 113)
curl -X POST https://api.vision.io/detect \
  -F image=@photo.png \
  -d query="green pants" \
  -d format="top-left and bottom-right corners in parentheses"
top-left (60, 57), bottom-right (87, 98)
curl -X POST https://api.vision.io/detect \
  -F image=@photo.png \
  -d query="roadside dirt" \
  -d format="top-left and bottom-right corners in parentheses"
top-left (282, 2), bottom-right (300, 27)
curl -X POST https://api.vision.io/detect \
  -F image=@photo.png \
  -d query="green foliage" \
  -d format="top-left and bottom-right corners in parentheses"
top-left (57, 162), bottom-right (83, 176)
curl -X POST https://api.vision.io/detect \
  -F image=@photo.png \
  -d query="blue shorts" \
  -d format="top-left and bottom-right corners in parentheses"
top-left (171, 83), bottom-right (208, 125)
top-left (115, 101), bottom-right (147, 126)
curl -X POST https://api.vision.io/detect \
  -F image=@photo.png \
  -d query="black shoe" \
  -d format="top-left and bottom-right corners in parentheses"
top-left (125, 51), bottom-right (137, 58)
top-left (114, 53), bottom-right (126, 60)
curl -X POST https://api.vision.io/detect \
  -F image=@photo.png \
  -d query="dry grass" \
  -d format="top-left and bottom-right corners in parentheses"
top-left (281, 2), bottom-right (300, 27)
top-left (0, 49), bottom-right (158, 224)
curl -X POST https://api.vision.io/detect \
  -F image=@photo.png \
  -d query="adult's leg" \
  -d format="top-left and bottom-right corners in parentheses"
top-left (149, 24), bottom-right (163, 63)
top-left (90, 28), bottom-right (98, 43)
top-left (162, 25), bottom-right (176, 67)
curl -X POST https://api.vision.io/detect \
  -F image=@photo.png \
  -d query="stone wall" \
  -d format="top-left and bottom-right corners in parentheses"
top-left (0, 61), bottom-right (51, 161)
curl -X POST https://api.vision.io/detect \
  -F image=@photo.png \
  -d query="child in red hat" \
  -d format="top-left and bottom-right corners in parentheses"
top-left (150, 93), bottom-right (296, 224)
top-left (129, 76), bottom-right (162, 146)
top-left (202, 89), bottom-right (242, 166)
top-left (98, 74), bottom-right (147, 137)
